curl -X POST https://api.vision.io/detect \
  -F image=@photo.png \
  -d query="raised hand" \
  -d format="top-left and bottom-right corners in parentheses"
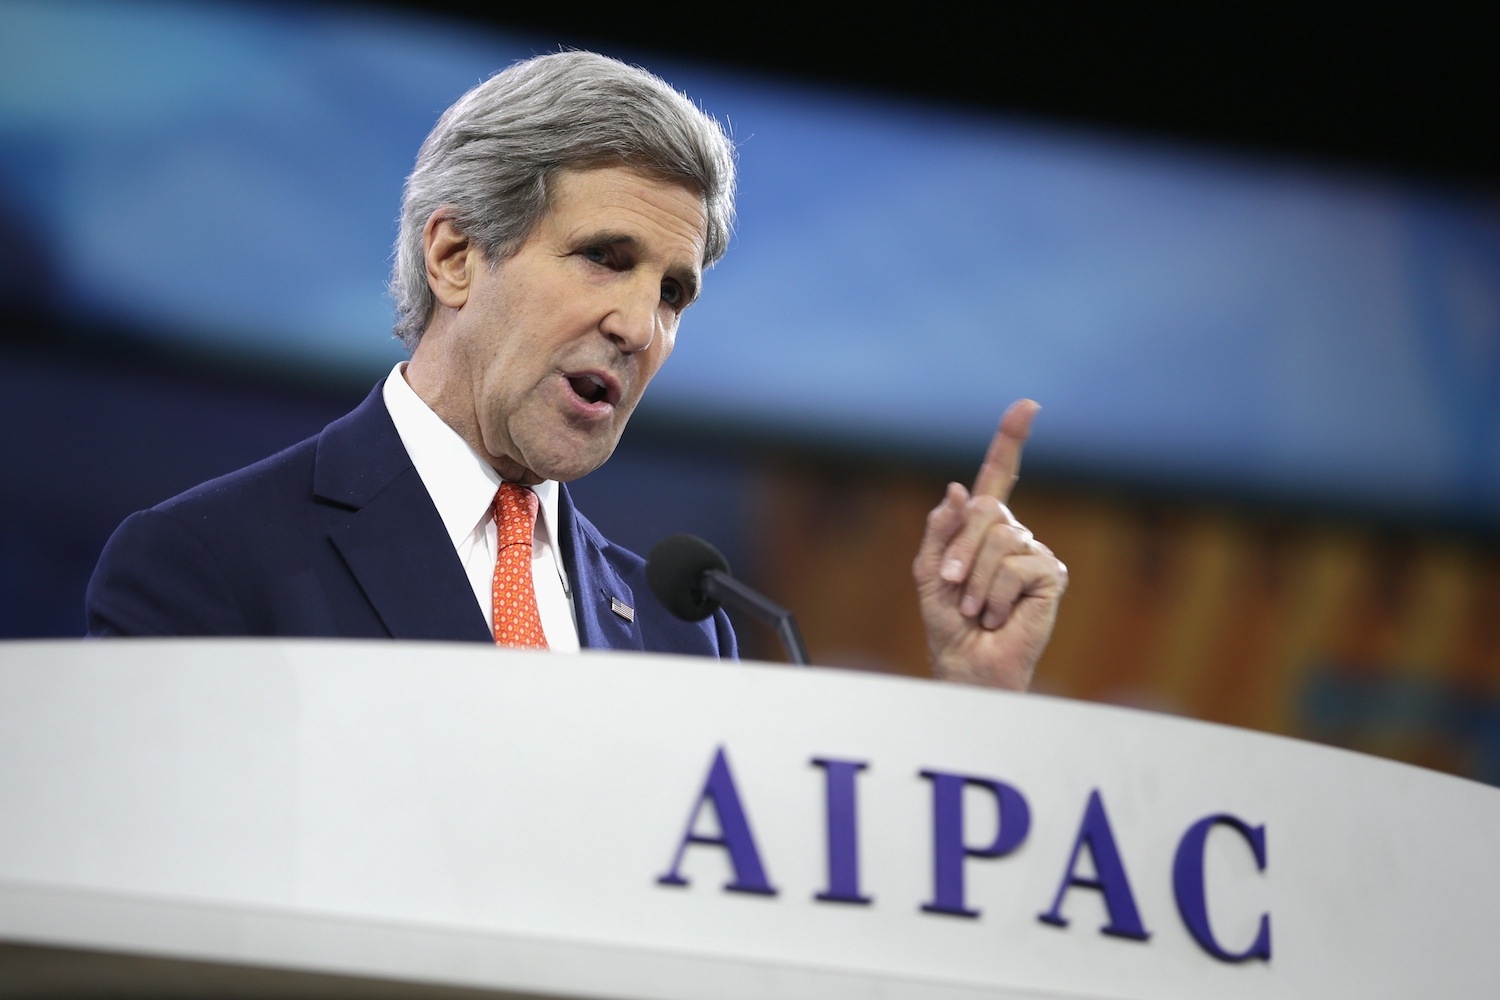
top-left (912, 399), bottom-right (1068, 690)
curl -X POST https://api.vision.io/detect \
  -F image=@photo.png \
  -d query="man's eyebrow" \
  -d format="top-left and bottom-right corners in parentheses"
top-left (675, 268), bottom-right (702, 306)
top-left (584, 231), bottom-right (638, 250)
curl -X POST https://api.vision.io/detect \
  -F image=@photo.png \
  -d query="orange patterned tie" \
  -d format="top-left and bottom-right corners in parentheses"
top-left (491, 483), bottom-right (548, 649)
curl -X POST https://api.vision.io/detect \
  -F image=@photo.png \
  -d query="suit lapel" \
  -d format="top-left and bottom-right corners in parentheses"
top-left (558, 485), bottom-right (642, 651)
top-left (315, 384), bottom-right (491, 643)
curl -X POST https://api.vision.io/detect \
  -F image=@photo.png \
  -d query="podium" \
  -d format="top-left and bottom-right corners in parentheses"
top-left (2, 640), bottom-right (1498, 998)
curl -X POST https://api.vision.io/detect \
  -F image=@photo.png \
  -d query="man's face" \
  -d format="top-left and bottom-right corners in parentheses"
top-left (432, 166), bottom-right (708, 483)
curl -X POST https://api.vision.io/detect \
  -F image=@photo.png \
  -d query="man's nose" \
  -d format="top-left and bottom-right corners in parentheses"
top-left (601, 280), bottom-right (660, 354)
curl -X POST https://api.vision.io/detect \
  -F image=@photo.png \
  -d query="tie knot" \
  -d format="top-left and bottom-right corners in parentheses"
top-left (494, 483), bottom-right (539, 548)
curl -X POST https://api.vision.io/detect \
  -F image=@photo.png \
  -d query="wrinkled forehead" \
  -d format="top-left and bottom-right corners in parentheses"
top-left (543, 160), bottom-right (709, 254)
top-left (549, 166), bottom-right (708, 264)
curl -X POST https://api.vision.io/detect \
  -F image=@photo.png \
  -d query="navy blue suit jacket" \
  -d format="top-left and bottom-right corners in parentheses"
top-left (86, 383), bottom-right (736, 657)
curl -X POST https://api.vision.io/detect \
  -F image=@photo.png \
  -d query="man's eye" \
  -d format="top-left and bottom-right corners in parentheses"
top-left (581, 246), bottom-right (609, 265)
top-left (660, 282), bottom-right (683, 308)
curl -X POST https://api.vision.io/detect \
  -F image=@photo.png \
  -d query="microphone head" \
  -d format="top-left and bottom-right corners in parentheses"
top-left (647, 534), bottom-right (730, 622)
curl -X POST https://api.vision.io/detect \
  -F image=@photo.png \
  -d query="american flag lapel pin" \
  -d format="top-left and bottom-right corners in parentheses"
top-left (610, 597), bottom-right (635, 623)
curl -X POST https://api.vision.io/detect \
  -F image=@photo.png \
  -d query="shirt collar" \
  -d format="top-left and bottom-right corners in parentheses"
top-left (382, 363), bottom-right (565, 571)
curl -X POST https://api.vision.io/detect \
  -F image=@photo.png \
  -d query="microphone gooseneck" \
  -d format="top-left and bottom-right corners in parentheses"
top-left (646, 534), bottom-right (811, 666)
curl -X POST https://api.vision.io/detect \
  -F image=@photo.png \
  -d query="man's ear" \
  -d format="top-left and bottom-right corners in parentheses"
top-left (423, 212), bottom-right (475, 309)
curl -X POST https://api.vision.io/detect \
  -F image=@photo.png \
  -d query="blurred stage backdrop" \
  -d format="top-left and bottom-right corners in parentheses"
top-left (2, 1), bottom-right (1497, 782)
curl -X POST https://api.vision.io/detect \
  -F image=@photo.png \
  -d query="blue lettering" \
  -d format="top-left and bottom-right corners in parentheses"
top-left (919, 769), bottom-right (1031, 917)
top-left (1038, 789), bottom-right (1150, 940)
top-left (657, 746), bottom-right (777, 895)
top-left (812, 757), bottom-right (873, 904)
top-left (1173, 814), bottom-right (1271, 962)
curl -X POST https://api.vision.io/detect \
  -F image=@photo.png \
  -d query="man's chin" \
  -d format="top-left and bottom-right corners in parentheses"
top-left (515, 440), bottom-right (619, 484)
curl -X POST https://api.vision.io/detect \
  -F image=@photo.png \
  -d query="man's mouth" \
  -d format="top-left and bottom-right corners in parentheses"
top-left (565, 372), bottom-right (619, 407)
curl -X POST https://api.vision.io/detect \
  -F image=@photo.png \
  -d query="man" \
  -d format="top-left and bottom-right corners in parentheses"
top-left (87, 52), bottom-right (1066, 690)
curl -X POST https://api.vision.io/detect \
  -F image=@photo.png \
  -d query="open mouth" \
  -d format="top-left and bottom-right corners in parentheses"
top-left (566, 373), bottom-right (614, 406)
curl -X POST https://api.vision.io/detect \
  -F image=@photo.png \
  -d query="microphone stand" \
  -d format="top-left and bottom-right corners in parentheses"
top-left (702, 569), bottom-right (811, 666)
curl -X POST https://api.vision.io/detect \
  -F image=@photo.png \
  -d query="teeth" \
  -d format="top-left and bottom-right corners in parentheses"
top-left (568, 374), bottom-right (609, 404)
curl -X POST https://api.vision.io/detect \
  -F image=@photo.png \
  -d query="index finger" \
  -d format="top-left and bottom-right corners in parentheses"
top-left (972, 399), bottom-right (1040, 501)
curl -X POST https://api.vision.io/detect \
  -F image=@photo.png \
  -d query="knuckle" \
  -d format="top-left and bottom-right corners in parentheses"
top-left (966, 494), bottom-right (1004, 517)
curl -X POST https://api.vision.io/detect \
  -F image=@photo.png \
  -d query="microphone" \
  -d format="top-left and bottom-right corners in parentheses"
top-left (646, 534), bottom-right (811, 666)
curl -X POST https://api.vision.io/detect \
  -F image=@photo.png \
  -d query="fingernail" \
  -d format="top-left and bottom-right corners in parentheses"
top-left (941, 559), bottom-right (964, 582)
top-left (960, 594), bottom-right (981, 616)
top-left (982, 611), bottom-right (1001, 629)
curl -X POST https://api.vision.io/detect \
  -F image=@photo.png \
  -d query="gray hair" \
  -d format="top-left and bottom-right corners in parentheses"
top-left (391, 51), bottom-right (737, 349)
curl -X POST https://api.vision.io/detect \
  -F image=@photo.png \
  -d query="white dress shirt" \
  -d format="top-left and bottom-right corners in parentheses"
top-left (382, 363), bottom-right (580, 652)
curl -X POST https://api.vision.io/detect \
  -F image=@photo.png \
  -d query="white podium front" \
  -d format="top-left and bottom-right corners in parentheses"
top-left (1, 640), bottom-right (1497, 999)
